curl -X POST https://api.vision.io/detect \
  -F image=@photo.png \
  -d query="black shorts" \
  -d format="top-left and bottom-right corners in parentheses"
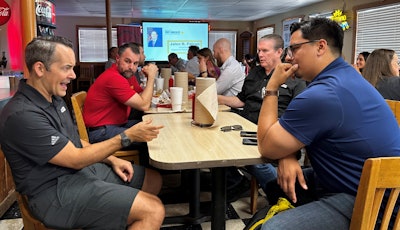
top-left (28, 163), bottom-right (145, 229)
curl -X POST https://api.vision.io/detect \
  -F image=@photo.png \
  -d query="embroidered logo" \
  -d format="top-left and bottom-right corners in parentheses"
top-left (51, 136), bottom-right (60, 145)
top-left (60, 106), bottom-right (66, 113)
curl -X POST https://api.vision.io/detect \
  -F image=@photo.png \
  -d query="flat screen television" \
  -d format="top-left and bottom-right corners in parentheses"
top-left (142, 22), bottom-right (209, 62)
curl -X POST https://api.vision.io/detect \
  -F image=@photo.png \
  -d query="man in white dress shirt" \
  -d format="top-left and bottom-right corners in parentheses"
top-left (212, 38), bottom-right (245, 96)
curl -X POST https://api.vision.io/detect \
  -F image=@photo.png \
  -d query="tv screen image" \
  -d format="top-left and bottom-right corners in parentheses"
top-left (142, 22), bottom-right (209, 62)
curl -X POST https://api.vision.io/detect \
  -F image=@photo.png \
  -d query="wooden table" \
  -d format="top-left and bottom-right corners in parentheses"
top-left (144, 112), bottom-right (264, 229)
top-left (145, 100), bottom-right (230, 114)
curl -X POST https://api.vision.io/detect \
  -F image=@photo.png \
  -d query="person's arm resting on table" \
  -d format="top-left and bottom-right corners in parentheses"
top-left (50, 119), bottom-right (162, 180)
top-left (257, 63), bottom-right (307, 203)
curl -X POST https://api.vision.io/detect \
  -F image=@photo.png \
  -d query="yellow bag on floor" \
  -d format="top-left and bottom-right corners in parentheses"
top-left (246, 197), bottom-right (295, 230)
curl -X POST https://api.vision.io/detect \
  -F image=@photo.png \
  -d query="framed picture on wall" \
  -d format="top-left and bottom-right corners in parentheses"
top-left (282, 16), bottom-right (303, 48)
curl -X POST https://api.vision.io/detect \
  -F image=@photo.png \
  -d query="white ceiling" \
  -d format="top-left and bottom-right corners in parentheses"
top-left (53, 0), bottom-right (324, 21)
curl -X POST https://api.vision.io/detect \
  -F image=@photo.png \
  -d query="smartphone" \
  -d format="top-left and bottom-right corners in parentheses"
top-left (242, 138), bottom-right (258, 146)
top-left (240, 131), bottom-right (257, 138)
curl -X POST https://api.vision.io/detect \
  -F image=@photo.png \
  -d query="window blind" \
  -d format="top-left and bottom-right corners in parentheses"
top-left (209, 31), bottom-right (237, 58)
top-left (257, 27), bottom-right (274, 44)
top-left (78, 27), bottom-right (118, 62)
top-left (355, 3), bottom-right (400, 63)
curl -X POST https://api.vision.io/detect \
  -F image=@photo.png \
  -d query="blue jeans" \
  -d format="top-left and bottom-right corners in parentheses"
top-left (261, 168), bottom-right (355, 230)
top-left (88, 120), bottom-right (149, 166)
top-left (245, 163), bottom-right (277, 193)
top-left (88, 120), bottom-right (141, 143)
top-left (261, 193), bottom-right (354, 229)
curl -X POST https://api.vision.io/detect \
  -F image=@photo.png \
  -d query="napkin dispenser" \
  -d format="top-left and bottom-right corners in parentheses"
top-left (193, 77), bottom-right (218, 126)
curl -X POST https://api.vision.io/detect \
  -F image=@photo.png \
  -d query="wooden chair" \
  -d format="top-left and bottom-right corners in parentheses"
top-left (70, 91), bottom-right (140, 163)
top-left (250, 176), bottom-right (259, 214)
top-left (76, 64), bottom-right (95, 92)
top-left (385, 99), bottom-right (400, 126)
top-left (350, 157), bottom-right (400, 230)
top-left (16, 193), bottom-right (49, 230)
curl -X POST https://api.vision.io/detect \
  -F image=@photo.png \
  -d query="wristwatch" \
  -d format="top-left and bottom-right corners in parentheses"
top-left (120, 132), bottom-right (132, 148)
top-left (264, 89), bottom-right (279, 97)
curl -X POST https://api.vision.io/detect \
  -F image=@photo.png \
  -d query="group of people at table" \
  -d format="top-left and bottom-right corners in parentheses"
top-left (0, 17), bottom-right (399, 230)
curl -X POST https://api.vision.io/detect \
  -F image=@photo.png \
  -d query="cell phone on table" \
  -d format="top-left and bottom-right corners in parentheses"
top-left (240, 131), bottom-right (257, 138)
top-left (242, 138), bottom-right (258, 145)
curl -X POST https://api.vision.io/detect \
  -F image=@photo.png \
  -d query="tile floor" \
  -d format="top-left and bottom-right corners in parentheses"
top-left (0, 171), bottom-right (269, 230)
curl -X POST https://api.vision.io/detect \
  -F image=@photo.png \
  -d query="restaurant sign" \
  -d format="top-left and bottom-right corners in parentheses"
top-left (0, 0), bottom-right (11, 26)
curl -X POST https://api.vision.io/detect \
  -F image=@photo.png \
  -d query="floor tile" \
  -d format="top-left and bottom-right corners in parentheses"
top-left (0, 219), bottom-right (23, 230)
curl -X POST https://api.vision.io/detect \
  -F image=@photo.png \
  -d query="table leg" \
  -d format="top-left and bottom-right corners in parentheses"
top-left (211, 167), bottom-right (226, 230)
top-left (162, 169), bottom-right (210, 225)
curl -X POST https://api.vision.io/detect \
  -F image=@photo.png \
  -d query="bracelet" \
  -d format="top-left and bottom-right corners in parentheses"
top-left (263, 90), bottom-right (279, 97)
top-left (200, 71), bottom-right (207, 74)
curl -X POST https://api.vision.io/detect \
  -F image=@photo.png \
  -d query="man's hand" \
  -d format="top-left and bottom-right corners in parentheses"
top-left (351, 64), bottom-right (361, 73)
top-left (267, 63), bottom-right (298, 89)
top-left (110, 157), bottom-right (134, 182)
top-left (142, 63), bottom-right (159, 81)
top-left (125, 119), bottom-right (163, 142)
top-left (277, 154), bottom-right (307, 203)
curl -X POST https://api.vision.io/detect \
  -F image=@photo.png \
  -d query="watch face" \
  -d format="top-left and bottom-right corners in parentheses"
top-left (122, 138), bottom-right (131, 147)
top-left (120, 133), bottom-right (132, 147)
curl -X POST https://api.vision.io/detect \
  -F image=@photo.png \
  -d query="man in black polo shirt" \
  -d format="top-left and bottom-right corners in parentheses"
top-left (218, 34), bottom-right (306, 197)
top-left (0, 36), bottom-right (165, 229)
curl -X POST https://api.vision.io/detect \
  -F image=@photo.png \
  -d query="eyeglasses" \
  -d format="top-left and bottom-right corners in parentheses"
top-left (220, 125), bottom-right (243, 132)
top-left (285, 40), bottom-right (319, 58)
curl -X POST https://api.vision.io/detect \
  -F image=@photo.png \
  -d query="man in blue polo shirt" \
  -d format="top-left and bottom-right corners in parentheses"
top-left (257, 17), bottom-right (400, 229)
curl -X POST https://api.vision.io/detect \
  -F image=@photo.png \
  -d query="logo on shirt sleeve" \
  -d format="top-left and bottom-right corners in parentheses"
top-left (51, 136), bottom-right (60, 145)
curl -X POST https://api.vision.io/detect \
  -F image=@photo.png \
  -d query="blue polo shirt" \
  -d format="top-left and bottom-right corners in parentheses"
top-left (280, 57), bottom-right (400, 195)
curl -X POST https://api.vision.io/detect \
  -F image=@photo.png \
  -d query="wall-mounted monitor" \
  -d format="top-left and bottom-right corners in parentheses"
top-left (142, 22), bottom-right (209, 62)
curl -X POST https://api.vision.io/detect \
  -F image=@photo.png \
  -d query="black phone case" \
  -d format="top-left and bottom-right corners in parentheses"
top-left (242, 138), bottom-right (258, 145)
top-left (240, 131), bottom-right (257, 138)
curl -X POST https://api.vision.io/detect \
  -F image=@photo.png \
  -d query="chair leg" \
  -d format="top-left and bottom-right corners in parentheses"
top-left (250, 176), bottom-right (259, 214)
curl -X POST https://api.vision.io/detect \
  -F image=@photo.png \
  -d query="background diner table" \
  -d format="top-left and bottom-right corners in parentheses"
top-left (144, 112), bottom-right (265, 230)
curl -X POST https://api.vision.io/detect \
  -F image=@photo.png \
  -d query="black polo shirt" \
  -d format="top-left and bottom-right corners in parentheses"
top-left (236, 66), bottom-right (306, 124)
top-left (0, 80), bottom-right (80, 197)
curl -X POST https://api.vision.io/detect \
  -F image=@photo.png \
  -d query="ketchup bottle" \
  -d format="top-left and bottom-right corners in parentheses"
top-left (169, 77), bottom-right (174, 89)
top-left (192, 93), bottom-right (196, 120)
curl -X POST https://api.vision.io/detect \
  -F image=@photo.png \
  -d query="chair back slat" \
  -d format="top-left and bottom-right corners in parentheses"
top-left (350, 157), bottom-right (400, 230)
top-left (385, 99), bottom-right (400, 126)
top-left (71, 91), bottom-right (89, 142)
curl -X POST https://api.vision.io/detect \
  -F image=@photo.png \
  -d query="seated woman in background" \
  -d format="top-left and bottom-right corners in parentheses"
top-left (363, 48), bottom-right (400, 100)
top-left (352, 51), bottom-right (370, 73)
top-left (198, 48), bottom-right (221, 79)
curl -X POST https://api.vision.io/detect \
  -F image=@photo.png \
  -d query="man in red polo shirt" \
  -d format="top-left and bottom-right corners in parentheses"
top-left (83, 43), bottom-right (158, 161)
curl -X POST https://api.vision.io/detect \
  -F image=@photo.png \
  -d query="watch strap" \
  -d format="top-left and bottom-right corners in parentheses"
top-left (264, 90), bottom-right (279, 97)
